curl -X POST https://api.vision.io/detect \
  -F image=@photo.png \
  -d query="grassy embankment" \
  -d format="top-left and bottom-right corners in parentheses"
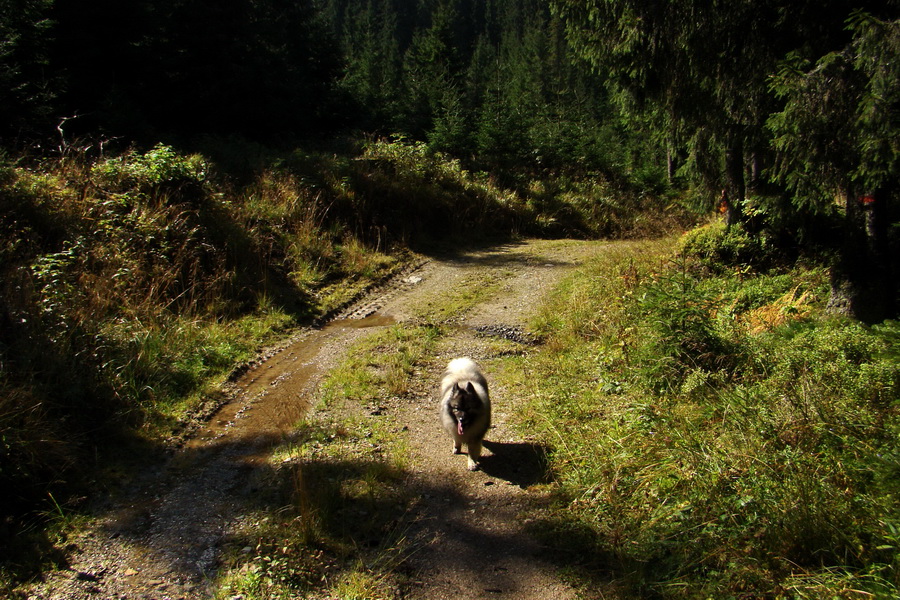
top-left (519, 226), bottom-right (900, 598)
top-left (0, 136), bottom-right (680, 586)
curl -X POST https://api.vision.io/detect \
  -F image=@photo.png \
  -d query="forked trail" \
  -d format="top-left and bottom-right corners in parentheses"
top-left (23, 239), bottom-right (605, 600)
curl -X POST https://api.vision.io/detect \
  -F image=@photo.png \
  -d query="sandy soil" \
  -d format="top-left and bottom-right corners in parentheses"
top-left (21, 239), bottom-right (606, 600)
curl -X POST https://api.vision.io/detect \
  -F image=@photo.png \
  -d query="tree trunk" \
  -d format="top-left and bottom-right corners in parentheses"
top-left (826, 186), bottom-right (896, 323)
top-left (723, 131), bottom-right (745, 228)
top-left (666, 141), bottom-right (676, 183)
top-left (749, 151), bottom-right (762, 194)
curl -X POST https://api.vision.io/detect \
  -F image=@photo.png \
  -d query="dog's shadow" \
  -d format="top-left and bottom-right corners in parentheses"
top-left (479, 440), bottom-right (553, 488)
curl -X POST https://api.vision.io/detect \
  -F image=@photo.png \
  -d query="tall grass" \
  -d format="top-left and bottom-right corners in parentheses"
top-left (522, 227), bottom-right (900, 598)
top-left (0, 142), bottom-right (405, 578)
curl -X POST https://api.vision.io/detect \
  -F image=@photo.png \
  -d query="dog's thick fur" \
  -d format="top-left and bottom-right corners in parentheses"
top-left (439, 357), bottom-right (491, 471)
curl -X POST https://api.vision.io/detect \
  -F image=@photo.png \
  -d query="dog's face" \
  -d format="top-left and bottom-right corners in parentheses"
top-left (447, 382), bottom-right (482, 434)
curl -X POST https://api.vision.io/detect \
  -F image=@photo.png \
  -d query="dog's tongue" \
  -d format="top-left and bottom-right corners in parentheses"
top-left (457, 420), bottom-right (464, 435)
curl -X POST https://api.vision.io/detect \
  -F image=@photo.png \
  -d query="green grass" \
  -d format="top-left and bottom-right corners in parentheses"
top-left (517, 230), bottom-right (900, 598)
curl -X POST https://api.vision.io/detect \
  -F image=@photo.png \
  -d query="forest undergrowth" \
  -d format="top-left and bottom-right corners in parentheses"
top-left (518, 227), bottom-right (900, 598)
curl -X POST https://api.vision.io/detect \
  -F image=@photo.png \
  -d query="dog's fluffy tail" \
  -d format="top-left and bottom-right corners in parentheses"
top-left (442, 357), bottom-right (488, 393)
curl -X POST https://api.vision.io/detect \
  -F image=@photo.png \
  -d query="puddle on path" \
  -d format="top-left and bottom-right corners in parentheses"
top-left (186, 313), bottom-right (397, 451)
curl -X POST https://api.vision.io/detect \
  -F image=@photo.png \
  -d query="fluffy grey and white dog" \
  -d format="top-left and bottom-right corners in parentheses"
top-left (439, 357), bottom-right (491, 471)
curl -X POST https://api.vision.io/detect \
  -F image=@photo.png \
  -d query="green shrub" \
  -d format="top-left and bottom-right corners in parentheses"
top-left (91, 143), bottom-right (209, 197)
top-left (678, 220), bottom-right (774, 271)
top-left (359, 136), bottom-right (694, 240)
top-left (358, 136), bottom-right (525, 239)
top-left (629, 256), bottom-right (737, 390)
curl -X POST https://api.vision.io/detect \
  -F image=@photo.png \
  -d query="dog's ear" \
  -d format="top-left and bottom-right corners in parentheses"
top-left (452, 382), bottom-right (461, 393)
top-left (465, 382), bottom-right (476, 395)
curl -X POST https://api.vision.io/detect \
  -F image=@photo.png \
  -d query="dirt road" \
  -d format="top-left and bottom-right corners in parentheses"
top-left (23, 239), bottom-right (605, 600)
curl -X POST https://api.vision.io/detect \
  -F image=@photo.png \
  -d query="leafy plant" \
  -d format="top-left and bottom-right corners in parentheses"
top-left (91, 144), bottom-right (209, 197)
top-left (677, 220), bottom-right (775, 272)
top-left (631, 255), bottom-right (734, 389)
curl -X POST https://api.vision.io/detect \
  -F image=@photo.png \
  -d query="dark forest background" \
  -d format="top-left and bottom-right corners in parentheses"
top-left (3, 0), bottom-right (657, 181)
top-left (4, 0), bottom-right (899, 319)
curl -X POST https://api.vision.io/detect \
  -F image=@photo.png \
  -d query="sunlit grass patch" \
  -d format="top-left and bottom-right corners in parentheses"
top-left (329, 568), bottom-right (398, 600)
top-left (319, 323), bottom-right (442, 407)
top-left (518, 233), bottom-right (900, 598)
top-left (409, 267), bottom-right (513, 324)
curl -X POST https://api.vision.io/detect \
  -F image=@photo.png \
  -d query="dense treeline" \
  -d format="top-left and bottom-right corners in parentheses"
top-left (553, 0), bottom-right (900, 322)
top-left (6, 0), bottom-right (897, 261)
top-left (326, 0), bottom-right (649, 177)
top-left (3, 0), bottom-right (341, 140)
top-left (2, 0), bottom-right (662, 183)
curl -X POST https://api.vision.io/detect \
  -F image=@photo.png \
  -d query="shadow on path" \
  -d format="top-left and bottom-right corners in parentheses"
top-left (480, 440), bottom-right (553, 488)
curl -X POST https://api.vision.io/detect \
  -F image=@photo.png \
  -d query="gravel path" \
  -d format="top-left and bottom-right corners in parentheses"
top-left (21, 239), bottom-right (606, 600)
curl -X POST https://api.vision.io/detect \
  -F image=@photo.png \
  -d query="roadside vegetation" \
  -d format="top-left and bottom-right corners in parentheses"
top-left (519, 227), bottom-right (900, 598)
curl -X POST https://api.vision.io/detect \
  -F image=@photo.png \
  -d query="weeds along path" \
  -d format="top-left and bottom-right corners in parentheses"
top-left (22, 239), bottom-right (605, 600)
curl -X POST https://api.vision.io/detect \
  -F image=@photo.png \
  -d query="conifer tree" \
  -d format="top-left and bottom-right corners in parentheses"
top-left (0, 0), bottom-right (55, 138)
top-left (554, 0), bottom-right (899, 320)
top-left (769, 11), bottom-right (899, 321)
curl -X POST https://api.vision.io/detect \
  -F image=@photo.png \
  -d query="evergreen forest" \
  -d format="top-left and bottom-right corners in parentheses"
top-left (5, 0), bottom-right (898, 314)
top-left (1, 0), bottom-right (899, 597)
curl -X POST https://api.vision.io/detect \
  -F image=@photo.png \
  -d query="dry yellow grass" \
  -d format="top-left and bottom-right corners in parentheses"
top-left (742, 285), bottom-right (813, 333)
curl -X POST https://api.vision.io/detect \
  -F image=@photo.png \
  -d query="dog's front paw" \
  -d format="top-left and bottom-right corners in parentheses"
top-left (452, 445), bottom-right (462, 455)
top-left (467, 460), bottom-right (480, 471)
